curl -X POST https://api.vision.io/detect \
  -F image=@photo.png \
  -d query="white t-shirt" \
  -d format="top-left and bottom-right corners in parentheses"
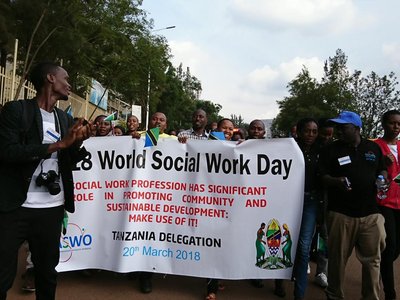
top-left (388, 144), bottom-right (398, 165)
top-left (22, 109), bottom-right (65, 208)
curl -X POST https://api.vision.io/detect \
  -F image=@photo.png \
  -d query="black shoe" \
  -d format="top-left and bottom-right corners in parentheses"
top-left (139, 277), bottom-right (152, 293)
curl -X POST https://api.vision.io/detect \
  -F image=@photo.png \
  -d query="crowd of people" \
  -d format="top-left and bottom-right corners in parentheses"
top-left (1, 62), bottom-right (400, 300)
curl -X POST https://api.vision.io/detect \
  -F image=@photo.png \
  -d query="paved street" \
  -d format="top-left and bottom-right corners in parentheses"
top-left (7, 250), bottom-right (399, 300)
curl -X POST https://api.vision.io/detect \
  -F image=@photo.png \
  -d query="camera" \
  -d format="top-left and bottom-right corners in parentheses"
top-left (36, 170), bottom-right (61, 195)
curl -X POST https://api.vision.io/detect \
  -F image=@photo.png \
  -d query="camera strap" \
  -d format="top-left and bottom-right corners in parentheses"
top-left (52, 110), bottom-right (63, 173)
top-left (39, 158), bottom-right (59, 176)
top-left (53, 110), bottom-right (62, 137)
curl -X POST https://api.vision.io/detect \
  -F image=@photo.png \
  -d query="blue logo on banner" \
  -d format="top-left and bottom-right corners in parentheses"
top-left (59, 223), bottom-right (92, 263)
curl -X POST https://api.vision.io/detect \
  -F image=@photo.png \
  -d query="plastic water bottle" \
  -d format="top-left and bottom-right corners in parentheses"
top-left (376, 175), bottom-right (388, 200)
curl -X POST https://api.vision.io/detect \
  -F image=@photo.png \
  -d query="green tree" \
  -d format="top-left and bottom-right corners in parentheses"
top-left (0, 0), bottom-right (224, 129)
top-left (351, 71), bottom-right (400, 137)
top-left (156, 64), bottom-right (223, 131)
top-left (273, 67), bottom-right (328, 136)
top-left (156, 64), bottom-right (194, 130)
top-left (128, 34), bottom-right (170, 126)
top-left (0, 0), bottom-right (154, 98)
top-left (272, 49), bottom-right (400, 137)
top-left (177, 64), bottom-right (202, 101)
top-left (320, 49), bottom-right (355, 112)
top-left (230, 114), bottom-right (246, 128)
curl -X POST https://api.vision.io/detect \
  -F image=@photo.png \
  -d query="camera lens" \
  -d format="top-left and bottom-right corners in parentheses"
top-left (47, 182), bottom-right (61, 195)
top-left (35, 170), bottom-right (60, 195)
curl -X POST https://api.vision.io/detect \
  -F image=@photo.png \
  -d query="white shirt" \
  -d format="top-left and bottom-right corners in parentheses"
top-left (388, 144), bottom-right (398, 165)
top-left (23, 109), bottom-right (65, 208)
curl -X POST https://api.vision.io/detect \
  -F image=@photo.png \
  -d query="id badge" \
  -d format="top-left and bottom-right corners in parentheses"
top-left (338, 155), bottom-right (351, 166)
top-left (45, 128), bottom-right (61, 142)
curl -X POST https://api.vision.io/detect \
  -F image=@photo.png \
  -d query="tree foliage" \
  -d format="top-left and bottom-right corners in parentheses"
top-left (351, 71), bottom-right (400, 137)
top-left (320, 49), bottom-right (355, 112)
top-left (230, 114), bottom-right (247, 128)
top-left (0, 0), bottom-right (152, 95)
top-left (156, 64), bottom-right (222, 131)
top-left (273, 67), bottom-right (327, 136)
top-left (176, 64), bottom-right (202, 101)
top-left (273, 49), bottom-right (400, 137)
top-left (0, 0), bottom-right (222, 127)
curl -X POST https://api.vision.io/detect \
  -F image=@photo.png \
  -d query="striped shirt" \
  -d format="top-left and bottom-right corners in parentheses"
top-left (178, 128), bottom-right (209, 140)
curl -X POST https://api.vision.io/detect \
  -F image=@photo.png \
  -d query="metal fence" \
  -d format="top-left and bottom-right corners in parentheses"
top-left (0, 65), bottom-right (131, 121)
top-left (0, 66), bottom-right (36, 105)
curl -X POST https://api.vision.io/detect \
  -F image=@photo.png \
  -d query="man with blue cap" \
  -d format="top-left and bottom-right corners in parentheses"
top-left (318, 111), bottom-right (387, 300)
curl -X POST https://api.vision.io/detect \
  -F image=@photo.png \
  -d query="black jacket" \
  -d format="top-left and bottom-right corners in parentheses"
top-left (0, 99), bottom-right (87, 213)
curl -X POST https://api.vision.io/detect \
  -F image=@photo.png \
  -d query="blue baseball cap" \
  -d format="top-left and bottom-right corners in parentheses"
top-left (329, 111), bottom-right (362, 128)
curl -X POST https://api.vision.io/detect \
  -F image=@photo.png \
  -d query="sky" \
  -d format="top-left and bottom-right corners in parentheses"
top-left (141, 0), bottom-right (400, 123)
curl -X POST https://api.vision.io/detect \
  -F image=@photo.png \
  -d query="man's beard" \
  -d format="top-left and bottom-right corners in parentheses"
top-left (59, 94), bottom-right (69, 101)
top-left (192, 124), bottom-right (204, 130)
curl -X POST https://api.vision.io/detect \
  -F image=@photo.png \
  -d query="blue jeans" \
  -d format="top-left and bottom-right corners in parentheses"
top-left (293, 194), bottom-right (318, 298)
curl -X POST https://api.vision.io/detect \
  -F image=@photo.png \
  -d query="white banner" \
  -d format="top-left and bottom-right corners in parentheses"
top-left (57, 137), bottom-right (304, 280)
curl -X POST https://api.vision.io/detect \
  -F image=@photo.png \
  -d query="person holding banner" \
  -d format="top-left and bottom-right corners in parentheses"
top-left (177, 109), bottom-right (209, 142)
top-left (246, 119), bottom-right (286, 297)
top-left (374, 109), bottom-right (400, 300)
top-left (310, 118), bottom-right (334, 289)
top-left (145, 112), bottom-right (177, 140)
top-left (215, 118), bottom-right (234, 141)
top-left (93, 114), bottom-right (113, 136)
top-left (206, 121), bottom-right (218, 133)
top-left (113, 125), bottom-right (125, 136)
top-left (138, 111), bottom-right (177, 294)
top-left (246, 119), bottom-right (266, 140)
top-left (176, 109), bottom-right (232, 299)
top-left (292, 118), bottom-right (320, 300)
top-left (205, 118), bottom-right (235, 300)
top-left (125, 114), bottom-right (141, 138)
top-left (319, 111), bottom-right (387, 300)
top-left (0, 61), bottom-right (92, 300)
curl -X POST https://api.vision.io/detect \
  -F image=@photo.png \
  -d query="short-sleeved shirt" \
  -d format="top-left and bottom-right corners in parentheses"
top-left (318, 138), bottom-right (385, 217)
top-left (177, 128), bottom-right (208, 140)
